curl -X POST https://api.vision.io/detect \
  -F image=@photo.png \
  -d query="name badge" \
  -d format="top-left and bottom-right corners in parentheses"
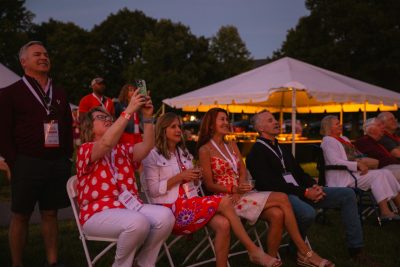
top-left (182, 182), bottom-right (198, 199)
top-left (118, 190), bottom-right (143, 211)
top-left (43, 120), bottom-right (59, 147)
top-left (283, 172), bottom-right (299, 186)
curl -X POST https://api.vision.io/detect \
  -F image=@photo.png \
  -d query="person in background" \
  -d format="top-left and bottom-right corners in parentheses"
top-left (71, 107), bottom-right (81, 147)
top-left (0, 155), bottom-right (11, 180)
top-left (77, 89), bottom-right (174, 267)
top-left (246, 111), bottom-right (380, 267)
top-left (115, 83), bottom-right (142, 145)
top-left (355, 117), bottom-right (400, 182)
top-left (0, 41), bottom-right (73, 267)
top-left (377, 112), bottom-right (400, 158)
top-left (143, 112), bottom-right (281, 267)
top-left (78, 77), bottom-right (114, 120)
top-left (320, 115), bottom-right (400, 222)
top-left (198, 108), bottom-right (333, 267)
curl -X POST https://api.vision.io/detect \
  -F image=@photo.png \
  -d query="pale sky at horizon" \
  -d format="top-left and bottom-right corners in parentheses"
top-left (25, 0), bottom-right (309, 59)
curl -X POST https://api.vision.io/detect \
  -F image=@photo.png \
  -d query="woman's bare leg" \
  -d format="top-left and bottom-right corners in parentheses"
top-left (264, 192), bottom-right (332, 266)
top-left (217, 196), bottom-right (281, 266)
top-left (207, 214), bottom-right (230, 267)
top-left (260, 207), bottom-right (284, 257)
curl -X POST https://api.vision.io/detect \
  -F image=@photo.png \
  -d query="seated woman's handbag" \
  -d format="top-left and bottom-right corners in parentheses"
top-left (339, 138), bottom-right (379, 169)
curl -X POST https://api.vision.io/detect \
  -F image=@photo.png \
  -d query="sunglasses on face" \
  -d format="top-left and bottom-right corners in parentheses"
top-left (92, 114), bottom-right (114, 122)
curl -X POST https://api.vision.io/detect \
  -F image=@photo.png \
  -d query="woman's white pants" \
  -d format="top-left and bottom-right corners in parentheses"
top-left (353, 169), bottom-right (400, 203)
top-left (83, 204), bottom-right (174, 267)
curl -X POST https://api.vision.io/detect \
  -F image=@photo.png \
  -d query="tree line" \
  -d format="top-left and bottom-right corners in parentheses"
top-left (2, 0), bottom-right (400, 110)
top-left (0, 1), bottom-right (252, 109)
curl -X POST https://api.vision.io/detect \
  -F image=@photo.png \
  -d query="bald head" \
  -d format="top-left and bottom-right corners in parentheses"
top-left (377, 112), bottom-right (398, 133)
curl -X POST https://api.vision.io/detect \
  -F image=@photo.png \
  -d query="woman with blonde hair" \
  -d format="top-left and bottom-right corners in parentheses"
top-left (77, 91), bottom-right (174, 267)
top-left (142, 112), bottom-right (282, 267)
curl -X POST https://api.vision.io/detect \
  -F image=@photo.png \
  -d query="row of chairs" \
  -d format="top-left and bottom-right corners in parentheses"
top-left (67, 174), bottom-right (300, 266)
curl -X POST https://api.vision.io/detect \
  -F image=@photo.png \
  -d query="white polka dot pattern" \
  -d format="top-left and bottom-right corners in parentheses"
top-left (76, 142), bottom-right (141, 225)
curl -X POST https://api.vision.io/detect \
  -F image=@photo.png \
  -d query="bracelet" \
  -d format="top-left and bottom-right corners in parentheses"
top-left (142, 117), bottom-right (155, 124)
top-left (121, 111), bottom-right (131, 120)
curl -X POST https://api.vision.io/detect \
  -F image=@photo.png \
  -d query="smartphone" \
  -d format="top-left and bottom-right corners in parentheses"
top-left (135, 79), bottom-right (147, 96)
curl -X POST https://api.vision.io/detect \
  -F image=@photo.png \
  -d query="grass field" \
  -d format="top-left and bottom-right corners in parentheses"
top-left (1, 163), bottom-right (400, 266)
top-left (0, 212), bottom-right (399, 267)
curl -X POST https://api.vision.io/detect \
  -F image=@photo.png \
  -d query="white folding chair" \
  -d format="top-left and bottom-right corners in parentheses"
top-left (66, 175), bottom-right (117, 267)
top-left (139, 173), bottom-right (225, 267)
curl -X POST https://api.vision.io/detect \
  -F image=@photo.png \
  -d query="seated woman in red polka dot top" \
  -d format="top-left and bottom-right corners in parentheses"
top-left (76, 90), bottom-right (174, 267)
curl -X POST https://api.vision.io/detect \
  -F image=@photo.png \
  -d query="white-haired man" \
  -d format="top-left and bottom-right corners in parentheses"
top-left (376, 112), bottom-right (400, 158)
top-left (246, 110), bottom-right (382, 266)
top-left (355, 117), bottom-right (400, 182)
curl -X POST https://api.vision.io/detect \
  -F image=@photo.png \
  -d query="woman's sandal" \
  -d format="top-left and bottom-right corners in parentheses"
top-left (249, 248), bottom-right (282, 267)
top-left (297, 250), bottom-right (335, 267)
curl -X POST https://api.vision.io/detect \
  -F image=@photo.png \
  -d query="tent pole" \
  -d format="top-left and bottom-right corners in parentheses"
top-left (291, 88), bottom-right (296, 156)
top-left (279, 110), bottom-right (284, 134)
top-left (161, 103), bottom-right (165, 115)
top-left (363, 101), bottom-right (367, 124)
top-left (340, 105), bottom-right (343, 125)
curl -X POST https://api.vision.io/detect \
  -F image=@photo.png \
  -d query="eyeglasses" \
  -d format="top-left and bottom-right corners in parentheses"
top-left (93, 114), bottom-right (114, 122)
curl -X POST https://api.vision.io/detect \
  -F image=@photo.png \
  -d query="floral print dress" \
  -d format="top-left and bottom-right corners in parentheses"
top-left (163, 187), bottom-right (221, 235)
top-left (211, 156), bottom-right (270, 225)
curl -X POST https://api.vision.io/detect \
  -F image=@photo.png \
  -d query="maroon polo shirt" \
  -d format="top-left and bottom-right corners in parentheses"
top-left (0, 76), bottom-right (73, 168)
top-left (355, 135), bottom-right (400, 168)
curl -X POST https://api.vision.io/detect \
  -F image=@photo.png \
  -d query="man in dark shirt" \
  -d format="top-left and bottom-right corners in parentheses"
top-left (246, 110), bottom-right (370, 264)
top-left (0, 41), bottom-right (72, 267)
top-left (377, 112), bottom-right (400, 158)
top-left (355, 117), bottom-right (400, 182)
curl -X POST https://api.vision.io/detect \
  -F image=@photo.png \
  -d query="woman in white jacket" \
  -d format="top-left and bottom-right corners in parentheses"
top-left (320, 115), bottom-right (400, 221)
top-left (142, 112), bottom-right (282, 267)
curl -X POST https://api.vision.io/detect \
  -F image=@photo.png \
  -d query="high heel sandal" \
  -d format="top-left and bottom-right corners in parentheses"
top-left (249, 248), bottom-right (282, 267)
top-left (297, 250), bottom-right (335, 267)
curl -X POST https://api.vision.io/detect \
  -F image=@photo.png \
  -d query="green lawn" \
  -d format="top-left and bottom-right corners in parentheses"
top-left (0, 210), bottom-right (399, 266)
top-left (1, 163), bottom-right (400, 266)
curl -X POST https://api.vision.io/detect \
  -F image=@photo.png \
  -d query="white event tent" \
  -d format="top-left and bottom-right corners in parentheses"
top-left (163, 57), bottom-right (400, 154)
top-left (0, 63), bottom-right (20, 88)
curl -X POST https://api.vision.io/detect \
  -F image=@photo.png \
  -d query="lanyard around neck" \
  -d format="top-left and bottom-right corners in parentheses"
top-left (210, 139), bottom-right (238, 174)
top-left (175, 149), bottom-right (187, 172)
top-left (92, 93), bottom-right (108, 110)
top-left (22, 76), bottom-right (53, 115)
top-left (257, 139), bottom-right (287, 172)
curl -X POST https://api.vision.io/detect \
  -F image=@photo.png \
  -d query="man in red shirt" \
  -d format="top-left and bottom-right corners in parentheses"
top-left (78, 77), bottom-right (115, 120)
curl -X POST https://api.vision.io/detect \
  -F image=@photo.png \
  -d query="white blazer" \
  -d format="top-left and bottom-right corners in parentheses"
top-left (142, 147), bottom-right (193, 204)
top-left (320, 136), bottom-right (358, 187)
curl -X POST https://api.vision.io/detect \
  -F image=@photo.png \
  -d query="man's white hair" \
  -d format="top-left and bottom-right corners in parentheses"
top-left (251, 110), bottom-right (270, 133)
top-left (19, 41), bottom-right (44, 61)
top-left (363, 117), bottom-right (378, 134)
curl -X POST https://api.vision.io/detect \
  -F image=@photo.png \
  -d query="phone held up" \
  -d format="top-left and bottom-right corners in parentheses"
top-left (135, 79), bottom-right (147, 96)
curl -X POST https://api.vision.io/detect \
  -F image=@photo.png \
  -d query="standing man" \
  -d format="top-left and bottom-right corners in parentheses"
top-left (78, 77), bottom-right (114, 120)
top-left (246, 110), bottom-right (378, 266)
top-left (0, 41), bottom-right (73, 267)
